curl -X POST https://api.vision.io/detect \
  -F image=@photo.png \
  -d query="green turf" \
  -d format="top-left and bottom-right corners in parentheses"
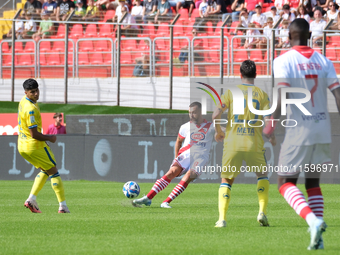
top-left (0, 181), bottom-right (339, 255)
top-left (0, 101), bottom-right (186, 115)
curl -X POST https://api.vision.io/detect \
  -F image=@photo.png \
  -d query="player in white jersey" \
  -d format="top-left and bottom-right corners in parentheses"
top-left (263, 19), bottom-right (340, 250)
top-left (133, 102), bottom-right (215, 208)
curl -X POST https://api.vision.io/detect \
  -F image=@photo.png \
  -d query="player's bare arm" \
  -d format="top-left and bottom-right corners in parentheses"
top-left (174, 135), bottom-right (185, 158)
top-left (29, 127), bottom-right (57, 143)
top-left (331, 87), bottom-right (340, 114)
top-left (212, 104), bottom-right (226, 142)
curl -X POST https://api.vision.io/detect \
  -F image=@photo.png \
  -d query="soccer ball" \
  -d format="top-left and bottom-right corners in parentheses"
top-left (122, 181), bottom-right (140, 199)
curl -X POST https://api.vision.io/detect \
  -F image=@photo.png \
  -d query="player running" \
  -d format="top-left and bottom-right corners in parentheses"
top-left (19, 79), bottom-right (70, 213)
top-left (133, 102), bottom-right (215, 208)
top-left (263, 19), bottom-right (340, 250)
top-left (213, 60), bottom-right (276, 228)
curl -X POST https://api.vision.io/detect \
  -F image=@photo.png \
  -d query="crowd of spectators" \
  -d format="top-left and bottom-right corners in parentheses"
top-left (3, 0), bottom-right (340, 47)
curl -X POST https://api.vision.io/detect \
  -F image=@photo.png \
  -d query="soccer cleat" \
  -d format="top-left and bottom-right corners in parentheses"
top-left (58, 205), bottom-right (70, 213)
top-left (132, 195), bottom-right (152, 207)
top-left (257, 212), bottom-right (270, 227)
top-left (215, 220), bottom-right (226, 228)
top-left (307, 219), bottom-right (327, 250)
top-left (160, 202), bottom-right (172, 208)
top-left (24, 199), bottom-right (42, 213)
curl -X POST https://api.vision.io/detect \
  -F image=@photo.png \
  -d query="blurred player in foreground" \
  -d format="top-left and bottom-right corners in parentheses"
top-left (133, 102), bottom-right (215, 208)
top-left (213, 60), bottom-right (276, 228)
top-left (263, 18), bottom-right (340, 250)
top-left (18, 79), bottom-right (70, 213)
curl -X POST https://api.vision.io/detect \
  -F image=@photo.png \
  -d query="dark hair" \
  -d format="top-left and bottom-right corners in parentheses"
top-left (23, 79), bottom-right (38, 90)
top-left (240, 60), bottom-right (256, 78)
top-left (283, 4), bottom-right (290, 10)
top-left (189, 102), bottom-right (202, 109)
top-left (53, 112), bottom-right (62, 119)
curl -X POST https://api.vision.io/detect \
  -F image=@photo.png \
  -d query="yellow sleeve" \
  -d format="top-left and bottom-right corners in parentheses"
top-left (262, 92), bottom-right (270, 116)
top-left (26, 106), bottom-right (39, 129)
top-left (220, 90), bottom-right (231, 110)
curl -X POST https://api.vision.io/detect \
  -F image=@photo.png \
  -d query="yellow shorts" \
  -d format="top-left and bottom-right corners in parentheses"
top-left (221, 150), bottom-right (267, 179)
top-left (19, 146), bottom-right (56, 171)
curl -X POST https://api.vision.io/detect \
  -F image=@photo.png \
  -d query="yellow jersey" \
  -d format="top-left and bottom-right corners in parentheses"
top-left (221, 84), bottom-right (270, 152)
top-left (18, 96), bottom-right (45, 151)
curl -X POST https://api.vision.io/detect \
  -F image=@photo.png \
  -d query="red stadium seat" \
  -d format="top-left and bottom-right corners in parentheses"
top-left (137, 40), bottom-right (150, 51)
top-left (90, 53), bottom-right (104, 64)
top-left (78, 52), bottom-right (90, 65)
top-left (79, 40), bottom-right (94, 52)
top-left (206, 21), bottom-right (214, 36)
top-left (84, 24), bottom-right (97, 37)
top-left (99, 24), bottom-right (113, 37)
top-left (95, 40), bottom-right (109, 51)
top-left (19, 54), bottom-right (33, 65)
top-left (47, 53), bottom-right (61, 65)
top-left (121, 39), bottom-right (137, 50)
top-left (191, 9), bottom-right (200, 19)
top-left (69, 24), bottom-right (83, 39)
top-left (1, 41), bottom-right (10, 53)
top-left (103, 10), bottom-right (115, 22)
top-left (103, 53), bottom-right (112, 64)
top-left (178, 8), bottom-right (189, 23)
top-left (14, 41), bottom-right (23, 53)
top-left (51, 24), bottom-right (66, 39)
top-left (326, 47), bottom-right (337, 61)
top-left (24, 41), bottom-right (35, 52)
top-left (174, 21), bottom-right (184, 36)
top-left (157, 23), bottom-right (170, 37)
top-left (39, 41), bottom-right (51, 52)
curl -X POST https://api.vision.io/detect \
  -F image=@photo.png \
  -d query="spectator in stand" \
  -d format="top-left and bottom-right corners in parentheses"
top-left (268, 6), bottom-right (280, 24)
top-left (276, 19), bottom-right (289, 48)
top-left (310, 8), bottom-right (327, 47)
top-left (24, 0), bottom-right (42, 15)
top-left (131, 0), bottom-right (144, 23)
top-left (73, 0), bottom-right (86, 20)
top-left (207, 0), bottom-right (232, 22)
top-left (230, 7), bottom-right (250, 35)
top-left (56, 0), bottom-right (75, 21)
top-left (281, 4), bottom-right (295, 23)
top-left (250, 4), bottom-right (266, 28)
top-left (231, 0), bottom-right (245, 22)
top-left (258, 17), bottom-right (279, 46)
top-left (274, 0), bottom-right (284, 12)
top-left (287, 0), bottom-right (300, 11)
top-left (316, 0), bottom-right (332, 14)
top-left (82, 0), bottom-right (100, 21)
top-left (142, 0), bottom-right (157, 23)
top-left (112, 0), bottom-right (130, 23)
top-left (244, 23), bottom-right (261, 48)
top-left (297, 5), bottom-right (311, 22)
top-left (6, 14), bottom-right (24, 39)
top-left (42, 0), bottom-right (57, 19)
top-left (175, 28), bottom-right (206, 75)
top-left (94, 0), bottom-right (117, 10)
top-left (46, 113), bottom-right (67, 135)
top-left (245, 0), bottom-right (263, 16)
top-left (22, 13), bottom-right (37, 39)
top-left (192, 0), bottom-right (208, 31)
top-left (119, 6), bottom-right (139, 36)
top-left (176, 0), bottom-right (195, 16)
top-left (154, 0), bottom-right (172, 23)
top-left (33, 11), bottom-right (54, 40)
top-left (327, 2), bottom-right (339, 24)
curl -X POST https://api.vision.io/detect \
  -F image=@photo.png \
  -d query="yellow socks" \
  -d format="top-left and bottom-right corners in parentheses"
top-left (218, 183), bottom-right (232, 221)
top-left (30, 171), bottom-right (49, 196)
top-left (50, 172), bottom-right (65, 203)
top-left (257, 177), bottom-right (269, 214)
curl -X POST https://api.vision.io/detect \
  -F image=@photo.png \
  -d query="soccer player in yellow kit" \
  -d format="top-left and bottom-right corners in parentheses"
top-left (212, 60), bottom-right (275, 227)
top-left (19, 79), bottom-right (69, 213)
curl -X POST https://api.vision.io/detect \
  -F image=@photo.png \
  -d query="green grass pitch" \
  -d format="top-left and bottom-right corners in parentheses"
top-left (0, 181), bottom-right (339, 255)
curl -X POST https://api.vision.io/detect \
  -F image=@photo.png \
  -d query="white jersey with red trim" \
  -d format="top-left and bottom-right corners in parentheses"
top-left (178, 119), bottom-right (215, 158)
top-left (273, 45), bottom-right (340, 146)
